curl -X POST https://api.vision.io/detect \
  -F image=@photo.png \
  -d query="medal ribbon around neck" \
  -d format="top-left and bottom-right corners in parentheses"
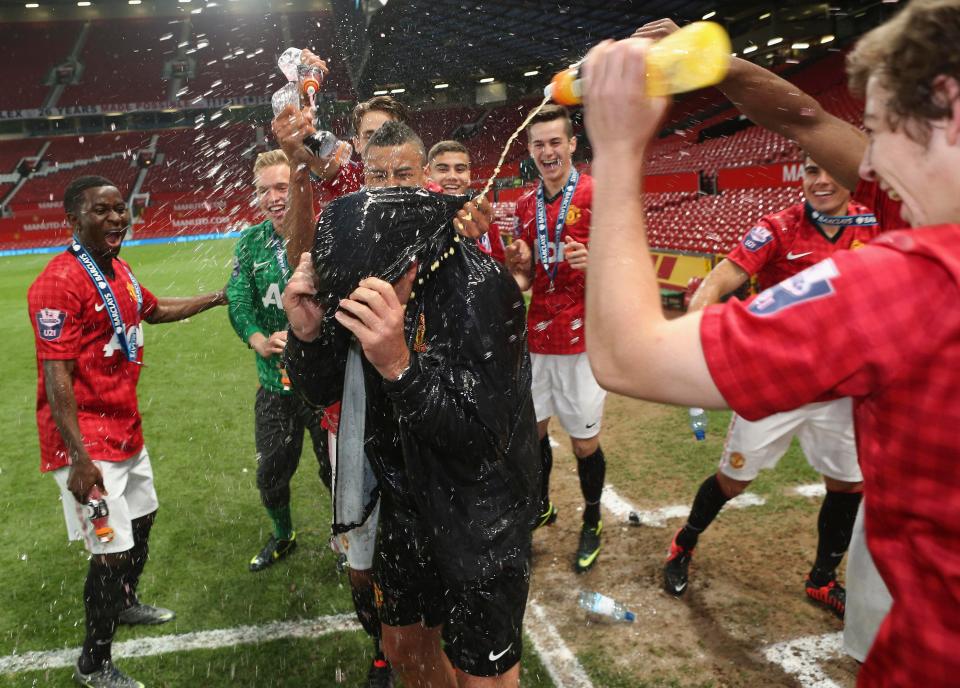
top-left (271, 232), bottom-right (290, 281)
top-left (69, 237), bottom-right (143, 364)
top-left (806, 202), bottom-right (877, 227)
top-left (536, 167), bottom-right (579, 287)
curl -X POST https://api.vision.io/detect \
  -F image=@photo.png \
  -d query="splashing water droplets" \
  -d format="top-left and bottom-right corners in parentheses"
top-left (477, 94), bottom-right (551, 199)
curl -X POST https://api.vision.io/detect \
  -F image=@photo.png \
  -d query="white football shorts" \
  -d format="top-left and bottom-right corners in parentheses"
top-left (531, 352), bottom-right (606, 439)
top-left (718, 398), bottom-right (862, 482)
top-left (53, 447), bottom-right (159, 555)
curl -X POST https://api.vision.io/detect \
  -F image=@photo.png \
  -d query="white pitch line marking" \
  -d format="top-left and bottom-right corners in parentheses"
top-left (763, 632), bottom-right (844, 688)
top-left (525, 600), bottom-right (595, 688)
top-left (4, 607), bottom-right (591, 688)
top-left (0, 614), bottom-right (361, 675)
top-left (603, 485), bottom-right (767, 528)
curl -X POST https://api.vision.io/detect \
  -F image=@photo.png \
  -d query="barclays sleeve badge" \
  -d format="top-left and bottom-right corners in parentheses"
top-left (749, 259), bottom-right (840, 317)
top-left (36, 308), bottom-right (66, 341)
top-left (743, 226), bottom-right (773, 252)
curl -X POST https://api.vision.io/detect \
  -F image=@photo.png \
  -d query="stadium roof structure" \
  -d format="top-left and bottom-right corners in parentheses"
top-left (350, 0), bottom-right (733, 94)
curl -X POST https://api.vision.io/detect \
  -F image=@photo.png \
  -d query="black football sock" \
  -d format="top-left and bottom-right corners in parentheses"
top-left (79, 559), bottom-right (126, 674)
top-left (350, 577), bottom-right (381, 641)
top-left (810, 490), bottom-right (863, 586)
top-left (577, 446), bottom-right (606, 527)
top-left (676, 474), bottom-right (730, 551)
top-left (538, 434), bottom-right (554, 509)
top-left (123, 511), bottom-right (155, 607)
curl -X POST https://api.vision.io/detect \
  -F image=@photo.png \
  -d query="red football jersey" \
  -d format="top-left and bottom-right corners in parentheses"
top-left (701, 226), bottom-right (960, 687)
top-left (726, 200), bottom-right (882, 291)
top-left (516, 173), bottom-right (593, 355)
top-left (318, 158), bottom-right (364, 200)
top-left (477, 223), bottom-right (506, 264)
top-left (28, 250), bottom-right (158, 472)
top-left (854, 179), bottom-right (906, 231)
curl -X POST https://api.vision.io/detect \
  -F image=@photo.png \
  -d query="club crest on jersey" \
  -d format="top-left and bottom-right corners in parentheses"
top-left (565, 205), bottom-right (582, 226)
top-left (36, 308), bottom-right (66, 341)
top-left (729, 452), bottom-right (746, 470)
top-left (126, 282), bottom-right (138, 302)
top-left (743, 226), bottom-right (773, 252)
top-left (850, 239), bottom-right (866, 251)
top-left (413, 312), bottom-right (427, 352)
top-left (749, 259), bottom-right (840, 317)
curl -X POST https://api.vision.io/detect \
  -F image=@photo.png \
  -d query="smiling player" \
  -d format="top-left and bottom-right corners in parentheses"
top-left (662, 157), bottom-right (882, 617)
top-left (505, 105), bottom-right (606, 574)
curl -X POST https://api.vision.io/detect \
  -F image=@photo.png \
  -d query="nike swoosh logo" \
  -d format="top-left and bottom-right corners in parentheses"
top-left (253, 260), bottom-right (272, 269)
top-left (674, 582), bottom-right (687, 593)
top-left (95, 302), bottom-right (106, 312)
top-left (585, 422), bottom-right (598, 429)
top-left (786, 251), bottom-right (813, 260)
top-left (488, 644), bottom-right (513, 662)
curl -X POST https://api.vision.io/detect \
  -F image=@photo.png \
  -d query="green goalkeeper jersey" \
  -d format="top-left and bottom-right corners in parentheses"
top-left (226, 219), bottom-right (293, 394)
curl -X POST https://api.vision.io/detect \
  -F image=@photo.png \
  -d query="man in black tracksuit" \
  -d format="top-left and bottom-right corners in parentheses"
top-left (282, 122), bottom-right (540, 687)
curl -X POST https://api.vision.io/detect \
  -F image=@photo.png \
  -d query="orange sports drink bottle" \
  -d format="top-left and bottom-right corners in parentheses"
top-left (86, 485), bottom-right (114, 544)
top-left (545, 21), bottom-right (732, 104)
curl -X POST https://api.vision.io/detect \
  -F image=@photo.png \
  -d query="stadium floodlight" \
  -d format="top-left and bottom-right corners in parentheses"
top-left (128, 0), bottom-right (141, 4)
top-left (434, 83), bottom-right (449, 89)
top-left (77, 1), bottom-right (91, 5)
top-left (702, 10), bottom-right (716, 20)
top-left (743, 45), bottom-right (758, 54)
top-left (759, 11), bottom-right (771, 20)
top-left (25, 2), bottom-right (39, 6)
top-left (524, 70), bottom-right (539, 77)
top-left (479, 77), bottom-right (495, 84)
top-left (820, 34), bottom-right (835, 44)
top-left (767, 36), bottom-right (783, 46)
top-left (390, 88), bottom-right (405, 94)
top-left (791, 42), bottom-right (809, 50)
top-left (373, 89), bottom-right (388, 95)
top-left (178, 0), bottom-right (190, 3)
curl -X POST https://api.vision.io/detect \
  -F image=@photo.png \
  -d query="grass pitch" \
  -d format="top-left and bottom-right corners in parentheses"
top-left (2, 239), bottom-right (830, 687)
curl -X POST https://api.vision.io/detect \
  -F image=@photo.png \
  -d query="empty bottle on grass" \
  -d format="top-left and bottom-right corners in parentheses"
top-left (578, 591), bottom-right (636, 622)
top-left (689, 407), bottom-right (708, 441)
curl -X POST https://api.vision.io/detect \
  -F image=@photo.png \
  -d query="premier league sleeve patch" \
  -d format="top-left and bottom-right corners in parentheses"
top-left (35, 308), bottom-right (67, 341)
top-left (742, 226), bottom-right (773, 252)
top-left (748, 259), bottom-right (839, 317)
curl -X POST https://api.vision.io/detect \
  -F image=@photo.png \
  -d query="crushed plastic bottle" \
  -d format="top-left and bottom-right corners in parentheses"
top-left (578, 591), bottom-right (636, 622)
top-left (271, 48), bottom-right (353, 165)
top-left (86, 486), bottom-right (114, 543)
top-left (689, 407), bottom-right (708, 441)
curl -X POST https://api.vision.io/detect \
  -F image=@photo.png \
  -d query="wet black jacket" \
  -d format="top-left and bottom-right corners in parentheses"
top-left (285, 188), bottom-right (540, 582)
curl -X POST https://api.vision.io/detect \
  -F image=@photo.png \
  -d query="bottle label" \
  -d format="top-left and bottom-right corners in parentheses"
top-left (593, 594), bottom-right (615, 616)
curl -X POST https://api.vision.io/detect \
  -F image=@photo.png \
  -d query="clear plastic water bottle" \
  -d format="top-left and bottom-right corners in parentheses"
top-left (689, 407), bottom-right (707, 441)
top-left (578, 591), bottom-right (636, 622)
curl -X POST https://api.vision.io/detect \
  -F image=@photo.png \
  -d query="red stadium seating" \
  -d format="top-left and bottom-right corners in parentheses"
top-left (645, 187), bottom-right (802, 254)
top-left (183, 11), bottom-right (285, 102)
top-left (0, 139), bottom-right (44, 172)
top-left (60, 18), bottom-right (174, 107)
top-left (0, 21), bottom-right (83, 111)
top-left (143, 123), bottom-right (258, 197)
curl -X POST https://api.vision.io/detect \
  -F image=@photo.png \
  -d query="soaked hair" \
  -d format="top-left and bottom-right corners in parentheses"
top-left (847, 0), bottom-right (960, 144)
top-left (253, 149), bottom-right (288, 177)
top-left (526, 104), bottom-right (574, 139)
top-left (365, 121), bottom-right (426, 165)
top-left (64, 175), bottom-right (115, 215)
top-left (351, 95), bottom-right (410, 135)
top-left (427, 140), bottom-right (470, 164)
